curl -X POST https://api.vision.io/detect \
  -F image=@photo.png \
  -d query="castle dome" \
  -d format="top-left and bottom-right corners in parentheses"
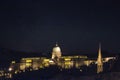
top-left (52, 44), bottom-right (61, 53)
top-left (51, 43), bottom-right (62, 60)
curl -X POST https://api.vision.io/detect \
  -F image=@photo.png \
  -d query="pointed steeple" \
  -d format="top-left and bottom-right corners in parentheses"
top-left (97, 43), bottom-right (103, 73)
top-left (98, 43), bottom-right (102, 60)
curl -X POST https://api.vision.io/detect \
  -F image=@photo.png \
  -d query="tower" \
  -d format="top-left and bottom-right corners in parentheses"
top-left (97, 43), bottom-right (103, 73)
top-left (51, 43), bottom-right (62, 61)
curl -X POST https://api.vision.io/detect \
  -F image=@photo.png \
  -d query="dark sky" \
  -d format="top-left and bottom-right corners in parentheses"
top-left (0, 0), bottom-right (120, 53)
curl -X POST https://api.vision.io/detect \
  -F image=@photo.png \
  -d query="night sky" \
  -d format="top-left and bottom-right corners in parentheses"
top-left (0, 0), bottom-right (120, 53)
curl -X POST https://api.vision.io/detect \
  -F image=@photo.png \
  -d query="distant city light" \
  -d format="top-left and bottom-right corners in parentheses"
top-left (8, 68), bottom-right (12, 71)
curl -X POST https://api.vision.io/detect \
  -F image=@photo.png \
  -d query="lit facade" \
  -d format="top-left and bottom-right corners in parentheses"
top-left (19, 57), bottom-right (50, 70)
top-left (7, 43), bottom-right (116, 78)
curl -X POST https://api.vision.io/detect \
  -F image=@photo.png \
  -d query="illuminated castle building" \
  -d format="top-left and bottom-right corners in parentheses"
top-left (7, 43), bottom-right (116, 76)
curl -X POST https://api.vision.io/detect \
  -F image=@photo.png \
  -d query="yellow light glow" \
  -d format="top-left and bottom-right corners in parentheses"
top-left (65, 58), bottom-right (71, 61)
top-left (39, 65), bottom-right (44, 68)
top-left (20, 65), bottom-right (26, 70)
top-left (65, 61), bottom-right (71, 65)
top-left (26, 60), bottom-right (32, 63)
top-left (61, 55), bottom-right (87, 59)
top-left (15, 71), bottom-right (17, 74)
top-left (22, 57), bottom-right (40, 60)
top-left (49, 60), bottom-right (54, 63)
top-left (43, 59), bottom-right (50, 62)
top-left (11, 61), bottom-right (16, 64)
top-left (26, 63), bottom-right (31, 66)
top-left (44, 63), bottom-right (49, 67)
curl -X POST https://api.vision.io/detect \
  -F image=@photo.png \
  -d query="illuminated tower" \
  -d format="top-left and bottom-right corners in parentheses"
top-left (97, 44), bottom-right (103, 73)
top-left (51, 43), bottom-right (62, 61)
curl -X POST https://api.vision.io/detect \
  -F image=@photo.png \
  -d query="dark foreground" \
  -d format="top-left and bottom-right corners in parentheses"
top-left (1, 72), bottom-right (120, 80)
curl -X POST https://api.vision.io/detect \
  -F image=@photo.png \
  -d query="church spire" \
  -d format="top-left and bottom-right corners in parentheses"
top-left (97, 43), bottom-right (103, 73)
top-left (98, 43), bottom-right (102, 59)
